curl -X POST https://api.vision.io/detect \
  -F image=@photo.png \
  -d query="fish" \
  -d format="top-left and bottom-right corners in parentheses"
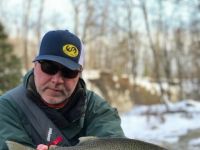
top-left (6, 136), bottom-right (167, 150)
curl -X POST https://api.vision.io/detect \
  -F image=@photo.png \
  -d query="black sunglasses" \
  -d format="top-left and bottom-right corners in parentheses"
top-left (38, 60), bottom-right (80, 78)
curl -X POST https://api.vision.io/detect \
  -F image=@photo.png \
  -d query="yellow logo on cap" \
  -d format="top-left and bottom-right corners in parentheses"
top-left (63, 44), bottom-right (79, 57)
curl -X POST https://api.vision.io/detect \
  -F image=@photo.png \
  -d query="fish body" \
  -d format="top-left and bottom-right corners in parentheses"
top-left (6, 137), bottom-right (167, 150)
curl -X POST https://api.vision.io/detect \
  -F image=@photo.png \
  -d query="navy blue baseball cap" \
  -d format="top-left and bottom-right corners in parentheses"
top-left (34, 30), bottom-right (84, 71)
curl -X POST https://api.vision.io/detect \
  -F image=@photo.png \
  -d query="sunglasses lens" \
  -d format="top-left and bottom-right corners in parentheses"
top-left (39, 61), bottom-right (59, 75)
top-left (62, 69), bottom-right (79, 78)
top-left (38, 60), bottom-right (79, 78)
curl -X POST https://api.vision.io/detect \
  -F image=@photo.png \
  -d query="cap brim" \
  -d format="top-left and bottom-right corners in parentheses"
top-left (33, 55), bottom-right (82, 71)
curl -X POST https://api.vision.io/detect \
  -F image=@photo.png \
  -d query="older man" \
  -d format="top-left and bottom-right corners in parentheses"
top-left (0, 30), bottom-right (125, 150)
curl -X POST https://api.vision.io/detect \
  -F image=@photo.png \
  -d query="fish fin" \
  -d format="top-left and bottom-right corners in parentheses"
top-left (6, 141), bottom-right (34, 150)
top-left (78, 136), bottom-right (98, 143)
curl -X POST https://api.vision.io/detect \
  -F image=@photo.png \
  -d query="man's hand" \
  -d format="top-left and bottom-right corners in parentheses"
top-left (36, 144), bottom-right (58, 150)
top-left (36, 144), bottom-right (48, 150)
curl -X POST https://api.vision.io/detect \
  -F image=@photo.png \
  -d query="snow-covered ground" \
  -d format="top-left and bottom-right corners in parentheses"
top-left (120, 100), bottom-right (200, 150)
top-left (83, 70), bottom-right (200, 149)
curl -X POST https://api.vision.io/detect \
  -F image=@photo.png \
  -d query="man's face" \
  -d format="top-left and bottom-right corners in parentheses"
top-left (34, 61), bottom-right (81, 105)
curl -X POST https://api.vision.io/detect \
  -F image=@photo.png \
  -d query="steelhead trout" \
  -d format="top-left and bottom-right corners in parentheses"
top-left (6, 137), bottom-right (167, 150)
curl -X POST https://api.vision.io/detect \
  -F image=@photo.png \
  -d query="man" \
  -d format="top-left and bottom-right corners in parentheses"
top-left (0, 30), bottom-right (125, 150)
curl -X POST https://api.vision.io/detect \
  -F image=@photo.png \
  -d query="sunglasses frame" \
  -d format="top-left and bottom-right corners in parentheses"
top-left (38, 60), bottom-right (80, 78)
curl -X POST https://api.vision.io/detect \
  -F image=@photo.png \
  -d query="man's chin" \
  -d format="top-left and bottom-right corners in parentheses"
top-left (42, 96), bottom-right (65, 104)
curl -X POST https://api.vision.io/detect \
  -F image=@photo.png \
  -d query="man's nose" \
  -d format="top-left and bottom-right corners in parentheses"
top-left (51, 71), bottom-right (64, 83)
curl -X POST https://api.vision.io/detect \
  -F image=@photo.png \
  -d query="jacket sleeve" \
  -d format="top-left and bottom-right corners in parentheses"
top-left (84, 91), bottom-right (125, 138)
top-left (0, 97), bottom-right (35, 149)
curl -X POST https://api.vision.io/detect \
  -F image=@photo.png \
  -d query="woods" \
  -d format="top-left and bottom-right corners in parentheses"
top-left (0, 0), bottom-right (199, 103)
top-left (0, 23), bottom-right (22, 93)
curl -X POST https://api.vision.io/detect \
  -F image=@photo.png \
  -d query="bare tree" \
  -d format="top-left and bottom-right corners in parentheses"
top-left (71, 0), bottom-right (83, 35)
top-left (156, 0), bottom-right (175, 102)
top-left (123, 0), bottom-right (138, 77)
top-left (35, 0), bottom-right (45, 44)
top-left (140, 0), bottom-right (168, 106)
top-left (78, 0), bottom-right (96, 43)
top-left (70, 0), bottom-right (113, 70)
top-left (22, 0), bottom-right (32, 71)
top-left (188, 0), bottom-right (200, 100)
top-left (0, 0), bottom-right (4, 20)
top-left (173, 28), bottom-right (185, 100)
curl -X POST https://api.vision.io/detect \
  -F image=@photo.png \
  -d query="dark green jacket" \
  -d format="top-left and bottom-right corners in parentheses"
top-left (0, 71), bottom-right (125, 149)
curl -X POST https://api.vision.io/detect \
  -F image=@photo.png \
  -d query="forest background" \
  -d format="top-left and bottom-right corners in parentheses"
top-left (0, 0), bottom-right (200, 112)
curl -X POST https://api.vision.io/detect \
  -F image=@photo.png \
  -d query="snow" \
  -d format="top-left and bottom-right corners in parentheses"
top-left (189, 138), bottom-right (200, 147)
top-left (82, 70), bottom-right (200, 149)
top-left (120, 100), bottom-right (200, 149)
